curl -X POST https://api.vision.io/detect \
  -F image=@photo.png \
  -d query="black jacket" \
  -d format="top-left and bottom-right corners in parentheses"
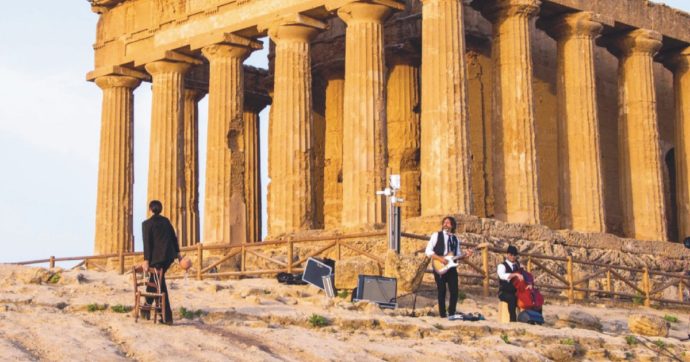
top-left (142, 214), bottom-right (180, 266)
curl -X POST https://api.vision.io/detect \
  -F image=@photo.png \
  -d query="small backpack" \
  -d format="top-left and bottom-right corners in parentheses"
top-left (517, 309), bottom-right (544, 325)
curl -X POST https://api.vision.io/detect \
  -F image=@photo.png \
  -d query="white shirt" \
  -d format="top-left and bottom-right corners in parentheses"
top-left (425, 231), bottom-right (461, 257)
top-left (497, 259), bottom-right (518, 281)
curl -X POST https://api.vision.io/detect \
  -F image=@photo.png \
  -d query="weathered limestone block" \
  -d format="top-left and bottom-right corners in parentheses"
top-left (93, 75), bottom-right (140, 255)
top-left (387, 57), bottom-right (421, 219)
top-left (420, 0), bottom-right (472, 216)
top-left (263, 17), bottom-right (325, 235)
top-left (182, 88), bottom-right (205, 246)
top-left (145, 60), bottom-right (191, 244)
top-left (323, 72), bottom-right (344, 229)
top-left (606, 29), bottom-right (667, 241)
top-left (665, 48), bottom-right (690, 241)
top-left (543, 12), bottom-right (606, 233)
top-left (202, 39), bottom-right (259, 245)
top-left (538, 344), bottom-right (577, 362)
top-left (334, 256), bottom-right (382, 289)
top-left (555, 310), bottom-right (602, 331)
top-left (628, 313), bottom-right (669, 337)
top-left (383, 250), bottom-right (429, 293)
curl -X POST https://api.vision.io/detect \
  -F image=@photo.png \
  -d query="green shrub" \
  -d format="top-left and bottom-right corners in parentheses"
top-left (652, 339), bottom-right (666, 349)
top-left (47, 273), bottom-right (61, 284)
top-left (337, 290), bottom-right (350, 299)
top-left (308, 313), bottom-right (329, 328)
top-left (560, 338), bottom-right (575, 346)
top-left (663, 314), bottom-right (678, 323)
top-left (111, 304), bottom-right (132, 313)
top-left (500, 333), bottom-right (509, 344)
top-left (179, 307), bottom-right (205, 319)
top-left (625, 335), bottom-right (638, 346)
top-left (433, 323), bottom-right (444, 330)
top-left (458, 290), bottom-right (467, 303)
top-left (632, 294), bottom-right (644, 305)
top-left (87, 303), bottom-right (107, 312)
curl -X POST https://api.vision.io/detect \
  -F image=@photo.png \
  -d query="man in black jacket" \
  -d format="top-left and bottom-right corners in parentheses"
top-left (497, 245), bottom-right (524, 322)
top-left (142, 200), bottom-right (181, 325)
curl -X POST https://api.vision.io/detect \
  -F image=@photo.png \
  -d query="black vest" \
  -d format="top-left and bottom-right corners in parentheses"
top-left (499, 261), bottom-right (520, 294)
top-left (433, 232), bottom-right (457, 256)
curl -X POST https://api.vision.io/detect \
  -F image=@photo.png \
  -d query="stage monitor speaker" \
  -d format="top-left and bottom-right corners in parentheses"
top-left (302, 257), bottom-right (333, 290)
top-left (353, 275), bottom-right (397, 309)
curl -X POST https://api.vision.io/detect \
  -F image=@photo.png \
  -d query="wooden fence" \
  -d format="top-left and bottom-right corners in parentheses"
top-left (11, 231), bottom-right (690, 307)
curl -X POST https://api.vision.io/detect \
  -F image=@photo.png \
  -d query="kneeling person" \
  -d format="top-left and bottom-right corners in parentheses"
top-left (497, 245), bottom-right (523, 322)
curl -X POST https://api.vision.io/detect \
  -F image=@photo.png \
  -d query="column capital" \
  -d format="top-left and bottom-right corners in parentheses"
top-left (259, 14), bottom-right (327, 43)
top-left (144, 60), bottom-right (192, 76)
top-left (540, 12), bottom-right (607, 41)
top-left (663, 46), bottom-right (690, 73)
top-left (474, 0), bottom-right (541, 22)
top-left (605, 28), bottom-right (663, 58)
top-left (183, 88), bottom-right (207, 102)
top-left (95, 75), bottom-right (141, 90)
top-left (327, 0), bottom-right (404, 24)
top-left (201, 43), bottom-right (254, 62)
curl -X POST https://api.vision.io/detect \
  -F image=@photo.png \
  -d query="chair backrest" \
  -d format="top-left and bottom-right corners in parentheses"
top-left (132, 266), bottom-right (164, 294)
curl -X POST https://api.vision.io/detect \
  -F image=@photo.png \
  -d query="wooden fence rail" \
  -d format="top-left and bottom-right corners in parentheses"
top-left (9, 231), bottom-right (690, 307)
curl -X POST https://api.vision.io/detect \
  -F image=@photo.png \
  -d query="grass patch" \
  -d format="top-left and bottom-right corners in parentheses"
top-left (663, 314), bottom-right (678, 323)
top-left (337, 290), bottom-right (350, 299)
top-left (87, 303), bottom-right (108, 312)
top-left (47, 273), bottom-right (61, 284)
top-left (111, 304), bottom-right (132, 313)
top-left (458, 290), bottom-right (467, 303)
top-left (500, 333), bottom-right (509, 344)
top-left (625, 335), bottom-right (637, 346)
top-left (433, 323), bottom-right (444, 330)
top-left (560, 338), bottom-right (575, 346)
top-left (652, 339), bottom-right (666, 349)
top-left (263, 289), bottom-right (271, 295)
top-left (179, 307), bottom-right (205, 319)
top-left (632, 294), bottom-right (645, 305)
top-left (308, 313), bottom-right (329, 328)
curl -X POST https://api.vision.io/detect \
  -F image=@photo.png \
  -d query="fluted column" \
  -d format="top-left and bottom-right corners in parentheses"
top-left (264, 18), bottom-right (325, 235)
top-left (666, 48), bottom-right (690, 240)
top-left (145, 61), bottom-right (191, 244)
top-left (420, 0), bottom-right (472, 216)
top-left (388, 56), bottom-right (421, 218)
top-left (201, 43), bottom-right (254, 245)
top-left (182, 88), bottom-right (205, 246)
top-left (607, 29), bottom-right (667, 241)
top-left (93, 75), bottom-right (141, 255)
top-left (332, 0), bottom-right (403, 227)
top-left (477, 0), bottom-right (541, 225)
top-left (544, 12), bottom-right (606, 232)
top-left (244, 95), bottom-right (269, 242)
top-left (323, 71), bottom-right (345, 228)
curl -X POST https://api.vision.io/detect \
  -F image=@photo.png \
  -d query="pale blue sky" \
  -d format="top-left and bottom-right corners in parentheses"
top-left (0, 1), bottom-right (688, 264)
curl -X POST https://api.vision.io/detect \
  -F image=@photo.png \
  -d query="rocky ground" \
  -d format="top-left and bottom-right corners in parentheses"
top-left (0, 264), bottom-right (689, 362)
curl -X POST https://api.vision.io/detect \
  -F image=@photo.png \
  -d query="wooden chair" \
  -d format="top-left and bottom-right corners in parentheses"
top-left (132, 266), bottom-right (167, 324)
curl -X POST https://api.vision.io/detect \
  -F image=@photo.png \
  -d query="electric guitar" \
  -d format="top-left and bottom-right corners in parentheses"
top-left (431, 242), bottom-right (490, 275)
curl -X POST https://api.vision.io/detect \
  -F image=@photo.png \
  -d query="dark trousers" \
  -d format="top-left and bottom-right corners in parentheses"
top-left (499, 292), bottom-right (518, 322)
top-left (146, 260), bottom-right (173, 323)
top-left (433, 267), bottom-right (458, 317)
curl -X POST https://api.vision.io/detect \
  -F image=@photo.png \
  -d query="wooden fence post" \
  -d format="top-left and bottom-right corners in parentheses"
top-left (49, 256), bottom-right (55, 269)
top-left (118, 250), bottom-right (125, 275)
top-left (643, 267), bottom-right (651, 307)
top-left (197, 243), bottom-right (203, 280)
top-left (482, 246), bottom-right (489, 297)
top-left (287, 240), bottom-right (293, 274)
top-left (567, 256), bottom-right (574, 304)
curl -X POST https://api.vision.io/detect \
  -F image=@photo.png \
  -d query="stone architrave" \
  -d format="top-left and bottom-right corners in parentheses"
top-left (420, 0), bottom-right (472, 217)
top-left (93, 75), bottom-right (141, 255)
top-left (201, 39), bottom-right (259, 245)
top-left (323, 70), bottom-right (345, 229)
top-left (261, 16), bottom-right (326, 235)
top-left (665, 48), bottom-right (690, 240)
top-left (387, 56), bottom-right (421, 218)
top-left (145, 60), bottom-right (191, 245)
top-left (607, 29), bottom-right (667, 241)
top-left (243, 95), bottom-right (270, 242)
top-left (477, 0), bottom-right (542, 225)
top-left (544, 12), bottom-right (606, 232)
top-left (329, 0), bottom-right (405, 228)
top-left (182, 88), bottom-right (205, 246)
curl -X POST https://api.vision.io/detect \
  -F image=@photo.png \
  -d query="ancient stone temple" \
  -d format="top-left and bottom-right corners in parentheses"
top-left (88, 0), bottom-right (690, 255)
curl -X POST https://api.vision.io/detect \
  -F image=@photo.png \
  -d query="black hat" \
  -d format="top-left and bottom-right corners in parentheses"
top-left (684, 237), bottom-right (690, 249)
top-left (507, 245), bottom-right (519, 256)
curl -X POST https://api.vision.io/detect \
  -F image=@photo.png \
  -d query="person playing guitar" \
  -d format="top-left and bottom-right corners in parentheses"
top-left (425, 216), bottom-right (474, 319)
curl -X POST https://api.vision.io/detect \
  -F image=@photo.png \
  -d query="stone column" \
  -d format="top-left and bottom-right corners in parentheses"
top-left (331, 0), bottom-right (403, 227)
top-left (182, 88), bottom-right (205, 246)
top-left (420, 0), bottom-right (472, 217)
top-left (544, 12), bottom-right (606, 232)
top-left (477, 0), bottom-right (541, 225)
top-left (387, 56), bottom-right (421, 218)
top-left (243, 95), bottom-right (270, 242)
top-left (666, 48), bottom-right (690, 240)
top-left (145, 61), bottom-right (191, 244)
top-left (263, 17), bottom-right (325, 235)
top-left (323, 70), bottom-right (345, 228)
top-left (93, 75), bottom-right (141, 255)
top-left (607, 29), bottom-right (667, 241)
top-left (201, 41), bottom-right (256, 245)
